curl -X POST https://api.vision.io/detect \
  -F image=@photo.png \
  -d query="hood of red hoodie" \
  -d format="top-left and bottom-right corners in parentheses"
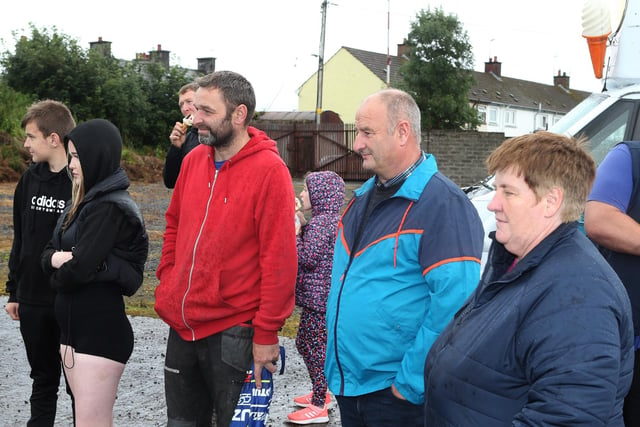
top-left (215, 126), bottom-right (279, 166)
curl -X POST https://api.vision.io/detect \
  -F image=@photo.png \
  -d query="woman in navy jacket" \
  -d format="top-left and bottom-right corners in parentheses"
top-left (424, 132), bottom-right (634, 426)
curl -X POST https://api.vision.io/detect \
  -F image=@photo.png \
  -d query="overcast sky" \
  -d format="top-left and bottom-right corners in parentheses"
top-left (0, 0), bottom-right (623, 111)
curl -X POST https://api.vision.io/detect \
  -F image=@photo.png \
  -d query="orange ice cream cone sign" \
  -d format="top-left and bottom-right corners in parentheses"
top-left (584, 32), bottom-right (610, 79)
top-left (581, 0), bottom-right (612, 80)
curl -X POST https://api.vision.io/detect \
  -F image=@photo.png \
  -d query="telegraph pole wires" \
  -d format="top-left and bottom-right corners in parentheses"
top-left (315, 0), bottom-right (328, 125)
top-left (386, 0), bottom-right (391, 87)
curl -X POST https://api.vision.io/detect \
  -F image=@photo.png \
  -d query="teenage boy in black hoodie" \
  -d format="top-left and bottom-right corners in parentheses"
top-left (4, 100), bottom-right (76, 426)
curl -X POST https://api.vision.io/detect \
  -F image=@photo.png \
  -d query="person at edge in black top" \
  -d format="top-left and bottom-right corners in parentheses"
top-left (163, 82), bottom-right (200, 188)
top-left (4, 100), bottom-right (76, 426)
top-left (41, 119), bottom-right (149, 426)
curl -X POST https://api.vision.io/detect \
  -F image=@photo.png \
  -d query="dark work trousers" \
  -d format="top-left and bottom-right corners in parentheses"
top-left (18, 303), bottom-right (73, 427)
top-left (164, 325), bottom-right (253, 427)
top-left (624, 348), bottom-right (640, 426)
top-left (336, 387), bottom-right (423, 427)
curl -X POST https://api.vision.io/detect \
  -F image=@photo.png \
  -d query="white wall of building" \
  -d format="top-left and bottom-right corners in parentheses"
top-left (475, 104), bottom-right (564, 137)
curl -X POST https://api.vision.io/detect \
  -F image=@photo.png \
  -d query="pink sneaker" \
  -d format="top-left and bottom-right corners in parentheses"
top-left (293, 391), bottom-right (332, 408)
top-left (287, 404), bottom-right (329, 424)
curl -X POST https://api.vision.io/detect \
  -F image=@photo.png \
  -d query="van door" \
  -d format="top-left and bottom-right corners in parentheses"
top-left (578, 99), bottom-right (640, 163)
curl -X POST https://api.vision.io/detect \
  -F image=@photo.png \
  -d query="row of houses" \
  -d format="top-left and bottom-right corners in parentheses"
top-left (295, 45), bottom-right (590, 137)
top-left (88, 37), bottom-right (216, 77)
top-left (88, 37), bottom-right (590, 138)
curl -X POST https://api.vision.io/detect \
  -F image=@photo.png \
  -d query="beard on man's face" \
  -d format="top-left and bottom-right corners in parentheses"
top-left (198, 116), bottom-right (233, 148)
top-left (198, 130), bottom-right (232, 147)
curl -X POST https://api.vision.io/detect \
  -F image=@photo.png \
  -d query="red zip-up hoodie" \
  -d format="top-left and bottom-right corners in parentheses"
top-left (155, 126), bottom-right (297, 344)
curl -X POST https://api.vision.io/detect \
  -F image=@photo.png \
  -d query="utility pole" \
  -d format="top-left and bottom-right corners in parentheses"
top-left (386, 0), bottom-right (391, 87)
top-left (316, 0), bottom-right (328, 125)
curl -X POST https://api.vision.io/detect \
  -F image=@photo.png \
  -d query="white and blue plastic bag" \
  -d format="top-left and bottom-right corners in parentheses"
top-left (230, 345), bottom-right (285, 427)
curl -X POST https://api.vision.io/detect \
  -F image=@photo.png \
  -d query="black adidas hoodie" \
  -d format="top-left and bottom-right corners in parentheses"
top-left (6, 162), bottom-right (71, 305)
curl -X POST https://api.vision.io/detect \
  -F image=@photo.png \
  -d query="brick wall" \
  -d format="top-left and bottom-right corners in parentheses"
top-left (422, 130), bottom-right (506, 187)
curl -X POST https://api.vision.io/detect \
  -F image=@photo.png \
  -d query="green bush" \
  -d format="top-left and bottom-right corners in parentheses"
top-left (0, 136), bottom-right (28, 175)
top-left (0, 82), bottom-right (34, 139)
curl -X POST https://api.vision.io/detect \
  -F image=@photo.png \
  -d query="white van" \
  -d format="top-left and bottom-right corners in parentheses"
top-left (468, 0), bottom-right (640, 267)
top-left (467, 82), bottom-right (640, 267)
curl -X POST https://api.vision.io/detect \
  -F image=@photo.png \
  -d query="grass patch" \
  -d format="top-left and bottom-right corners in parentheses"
top-left (124, 287), bottom-right (301, 339)
top-left (1, 168), bottom-right (363, 341)
top-left (281, 308), bottom-right (301, 339)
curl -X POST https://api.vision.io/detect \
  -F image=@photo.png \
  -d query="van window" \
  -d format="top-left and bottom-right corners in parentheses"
top-left (577, 100), bottom-right (636, 164)
top-left (552, 93), bottom-right (610, 135)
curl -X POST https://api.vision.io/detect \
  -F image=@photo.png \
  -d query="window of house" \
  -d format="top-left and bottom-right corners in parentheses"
top-left (477, 106), bottom-right (486, 124)
top-left (537, 114), bottom-right (548, 130)
top-left (504, 110), bottom-right (516, 127)
top-left (488, 107), bottom-right (498, 125)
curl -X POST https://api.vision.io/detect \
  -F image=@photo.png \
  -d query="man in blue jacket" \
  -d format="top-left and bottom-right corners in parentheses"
top-left (325, 88), bottom-right (484, 427)
top-left (424, 132), bottom-right (634, 426)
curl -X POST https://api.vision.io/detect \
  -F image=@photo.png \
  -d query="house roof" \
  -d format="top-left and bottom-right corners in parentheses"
top-left (469, 71), bottom-right (591, 114)
top-left (343, 46), bottom-right (403, 85)
top-left (341, 46), bottom-right (590, 114)
top-left (254, 111), bottom-right (316, 122)
top-left (253, 110), bottom-right (344, 123)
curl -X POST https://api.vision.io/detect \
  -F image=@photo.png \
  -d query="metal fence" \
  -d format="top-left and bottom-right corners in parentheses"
top-left (255, 122), bottom-right (370, 181)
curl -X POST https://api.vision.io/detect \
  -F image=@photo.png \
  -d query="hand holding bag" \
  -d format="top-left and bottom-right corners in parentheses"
top-left (229, 345), bottom-right (286, 427)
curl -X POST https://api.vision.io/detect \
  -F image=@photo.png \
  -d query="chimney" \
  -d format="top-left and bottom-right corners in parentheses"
top-left (89, 37), bottom-right (111, 57)
top-left (554, 70), bottom-right (570, 89)
top-left (484, 56), bottom-right (502, 77)
top-left (149, 44), bottom-right (170, 69)
top-left (197, 57), bottom-right (216, 75)
top-left (397, 39), bottom-right (410, 64)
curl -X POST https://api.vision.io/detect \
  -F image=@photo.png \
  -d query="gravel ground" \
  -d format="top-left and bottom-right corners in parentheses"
top-left (0, 180), bottom-right (358, 426)
top-left (1, 296), bottom-right (341, 426)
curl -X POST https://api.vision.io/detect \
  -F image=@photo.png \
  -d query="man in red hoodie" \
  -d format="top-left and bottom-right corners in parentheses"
top-left (154, 71), bottom-right (298, 426)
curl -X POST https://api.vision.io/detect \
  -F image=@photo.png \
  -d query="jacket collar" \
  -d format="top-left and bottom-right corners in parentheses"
top-left (83, 168), bottom-right (130, 204)
top-left (483, 222), bottom-right (579, 284)
top-left (354, 152), bottom-right (438, 201)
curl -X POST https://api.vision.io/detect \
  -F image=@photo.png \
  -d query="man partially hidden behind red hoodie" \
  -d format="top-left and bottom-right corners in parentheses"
top-left (154, 71), bottom-right (298, 427)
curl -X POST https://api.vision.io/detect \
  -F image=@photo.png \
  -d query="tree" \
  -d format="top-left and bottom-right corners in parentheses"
top-left (398, 8), bottom-right (479, 132)
top-left (0, 80), bottom-right (34, 138)
top-left (138, 62), bottom-right (195, 148)
top-left (1, 25), bottom-right (89, 113)
top-left (0, 25), bottom-right (195, 149)
top-left (99, 66), bottom-right (151, 148)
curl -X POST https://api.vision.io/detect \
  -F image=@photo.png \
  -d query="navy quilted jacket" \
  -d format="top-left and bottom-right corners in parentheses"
top-left (424, 222), bottom-right (634, 426)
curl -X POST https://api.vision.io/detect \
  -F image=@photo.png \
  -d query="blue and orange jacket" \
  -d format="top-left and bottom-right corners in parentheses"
top-left (325, 154), bottom-right (484, 404)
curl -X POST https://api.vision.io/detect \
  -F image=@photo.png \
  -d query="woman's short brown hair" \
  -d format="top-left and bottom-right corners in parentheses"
top-left (486, 131), bottom-right (596, 222)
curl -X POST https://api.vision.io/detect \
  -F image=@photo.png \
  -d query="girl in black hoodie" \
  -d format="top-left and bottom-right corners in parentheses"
top-left (41, 119), bottom-right (148, 426)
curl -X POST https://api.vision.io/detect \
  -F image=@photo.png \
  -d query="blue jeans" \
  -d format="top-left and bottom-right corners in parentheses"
top-left (164, 325), bottom-right (253, 427)
top-left (336, 387), bottom-right (423, 427)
